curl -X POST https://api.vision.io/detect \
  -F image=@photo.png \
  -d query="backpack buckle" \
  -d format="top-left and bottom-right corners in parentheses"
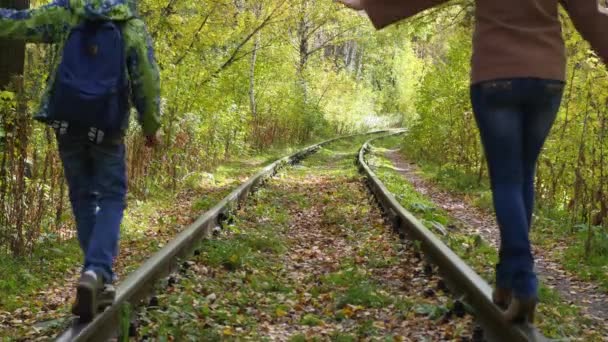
top-left (88, 128), bottom-right (105, 144)
top-left (51, 121), bottom-right (69, 135)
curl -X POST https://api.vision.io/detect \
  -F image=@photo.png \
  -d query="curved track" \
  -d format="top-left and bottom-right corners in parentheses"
top-left (357, 132), bottom-right (547, 342)
top-left (56, 132), bottom-right (390, 342)
top-left (56, 130), bottom-right (550, 341)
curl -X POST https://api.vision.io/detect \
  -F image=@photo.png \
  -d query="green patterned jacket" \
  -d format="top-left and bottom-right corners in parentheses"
top-left (0, 0), bottom-right (160, 135)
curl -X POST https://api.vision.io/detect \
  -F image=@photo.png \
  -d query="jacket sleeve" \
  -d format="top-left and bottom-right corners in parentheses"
top-left (362, 0), bottom-right (449, 29)
top-left (124, 18), bottom-right (161, 136)
top-left (0, 0), bottom-right (71, 43)
top-left (561, 0), bottom-right (608, 65)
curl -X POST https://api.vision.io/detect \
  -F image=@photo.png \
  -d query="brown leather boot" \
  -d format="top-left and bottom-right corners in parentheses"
top-left (503, 297), bottom-right (537, 324)
top-left (492, 288), bottom-right (512, 310)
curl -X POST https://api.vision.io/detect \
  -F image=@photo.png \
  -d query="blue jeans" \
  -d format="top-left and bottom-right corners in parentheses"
top-left (470, 78), bottom-right (564, 299)
top-left (57, 132), bottom-right (127, 284)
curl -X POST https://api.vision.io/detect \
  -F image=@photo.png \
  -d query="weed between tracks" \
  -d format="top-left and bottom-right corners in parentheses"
top-left (0, 149), bottom-right (303, 340)
top-left (135, 136), bottom-right (474, 341)
top-left (367, 135), bottom-right (604, 341)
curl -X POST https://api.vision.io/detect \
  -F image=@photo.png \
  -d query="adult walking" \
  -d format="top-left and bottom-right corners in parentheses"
top-left (0, 0), bottom-right (161, 321)
top-left (338, 0), bottom-right (607, 323)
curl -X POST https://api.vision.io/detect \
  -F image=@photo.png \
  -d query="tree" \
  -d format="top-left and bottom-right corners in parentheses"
top-left (0, 0), bottom-right (28, 88)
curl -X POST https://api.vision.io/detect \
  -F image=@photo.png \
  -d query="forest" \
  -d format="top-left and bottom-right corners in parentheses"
top-left (0, 0), bottom-right (607, 340)
top-left (0, 0), bottom-right (416, 256)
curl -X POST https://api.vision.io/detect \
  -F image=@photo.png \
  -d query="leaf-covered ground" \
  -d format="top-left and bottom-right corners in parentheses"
top-left (0, 149), bottom-right (302, 340)
top-left (368, 135), bottom-right (607, 341)
top-left (135, 136), bottom-right (475, 341)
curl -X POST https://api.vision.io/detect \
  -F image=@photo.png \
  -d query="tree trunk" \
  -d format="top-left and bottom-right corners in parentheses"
top-left (0, 0), bottom-right (29, 89)
top-left (249, 3), bottom-right (262, 146)
top-left (571, 92), bottom-right (592, 230)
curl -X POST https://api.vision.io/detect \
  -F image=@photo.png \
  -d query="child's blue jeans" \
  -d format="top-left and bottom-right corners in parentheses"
top-left (57, 131), bottom-right (127, 284)
top-left (470, 78), bottom-right (564, 300)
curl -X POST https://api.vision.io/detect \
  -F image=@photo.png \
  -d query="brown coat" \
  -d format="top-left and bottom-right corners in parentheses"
top-left (361, 0), bottom-right (608, 84)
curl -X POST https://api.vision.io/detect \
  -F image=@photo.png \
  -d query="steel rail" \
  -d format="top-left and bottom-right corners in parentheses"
top-left (56, 131), bottom-right (391, 342)
top-left (357, 132), bottom-right (548, 342)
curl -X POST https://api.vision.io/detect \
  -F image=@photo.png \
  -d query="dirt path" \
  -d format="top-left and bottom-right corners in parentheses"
top-left (385, 150), bottom-right (608, 331)
top-left (135, 141), bottom-right (475, 340)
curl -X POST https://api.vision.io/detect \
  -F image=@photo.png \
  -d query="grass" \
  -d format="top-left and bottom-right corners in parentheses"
top-left (368, 135), bottom-right (605, 340)
top-left (319, 267), bottom-right (392, 309)
top-left (200, 232), bottom-right (284, 271)
top-left (136, 164), bottom-right (301, 340)
top-left (0, 144), bottom-right (312, 340)
top-left (0, 240), bottom-right (81, 311)
top-left (402, 144), bottom-right (608, 292)
top-left (533, 216), bottom-right (608, 293)
top-left (134, 134), bottom-right (474, 340)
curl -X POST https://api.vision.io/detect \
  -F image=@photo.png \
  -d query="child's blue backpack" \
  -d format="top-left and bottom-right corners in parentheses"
top-left (49, 21), bottom-right (129, 135)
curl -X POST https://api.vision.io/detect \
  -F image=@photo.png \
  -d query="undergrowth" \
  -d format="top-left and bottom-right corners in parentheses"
top-left (402, 142), bottom-right (608, 293)
top-left (135, 134), bottom-right (473, 340)
top-left (0, 145), bottom-right (306, 339)
top-left (369, 135), bottom-right (603, 340)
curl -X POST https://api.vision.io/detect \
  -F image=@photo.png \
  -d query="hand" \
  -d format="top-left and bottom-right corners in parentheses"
top-left (145, 134), bottom-right (160, 148)
top-left (335, 0), bottom-right (364, 10)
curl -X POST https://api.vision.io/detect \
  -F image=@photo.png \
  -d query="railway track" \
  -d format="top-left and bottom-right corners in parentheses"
top-left (56, 132), bottom-right (389, 341)
top-left (55, 131), bottom-right (547, 341)
top-left (358, 133), bottom-right (547, 342)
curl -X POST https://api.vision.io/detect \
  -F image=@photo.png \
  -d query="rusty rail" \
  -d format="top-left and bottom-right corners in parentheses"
top-left (357, 132), bottom-right (548, 342)
top-left (56, 131), bottom-right (390, 341)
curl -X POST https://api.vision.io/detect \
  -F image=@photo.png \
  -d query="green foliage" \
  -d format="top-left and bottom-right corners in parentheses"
top-left (319, 267), bottom-right (392, 309)
top-left (337, 282), bottom-right (392, 309)
top-left (369, 142), bottom-right (601, 339)
top-left (131, 134), bottom-right (477, 341)
top-left (0, 239), bottom-right (81, 311)
top-left (533, 218), bottom-right (608, 291)
top-left (407, 28), bottom-right (481, 175)
top-left (300, 313), bottom-right (323, 326)
top-left (142, 0), bottom-right (405, 153)
top-left (413, 303), bottom-right (449, 320)
top-left (331, 333), bottom-right (357, 342)
top-left (399, 6), bottom-right (608, 274)
top-left (0, 0), bottom-right (420, 257)
top-left (200, 233), bottom-right (281, 270)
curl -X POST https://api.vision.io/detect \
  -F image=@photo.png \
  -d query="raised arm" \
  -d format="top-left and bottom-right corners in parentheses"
top-left (0, 0), bottom-right (71, 43)
top-left (561, 0), bottom-right (608, 65)
top-left (124, 18), bottom-right (161, 137)
top-left (337, 0), bottom-right (449, 29)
